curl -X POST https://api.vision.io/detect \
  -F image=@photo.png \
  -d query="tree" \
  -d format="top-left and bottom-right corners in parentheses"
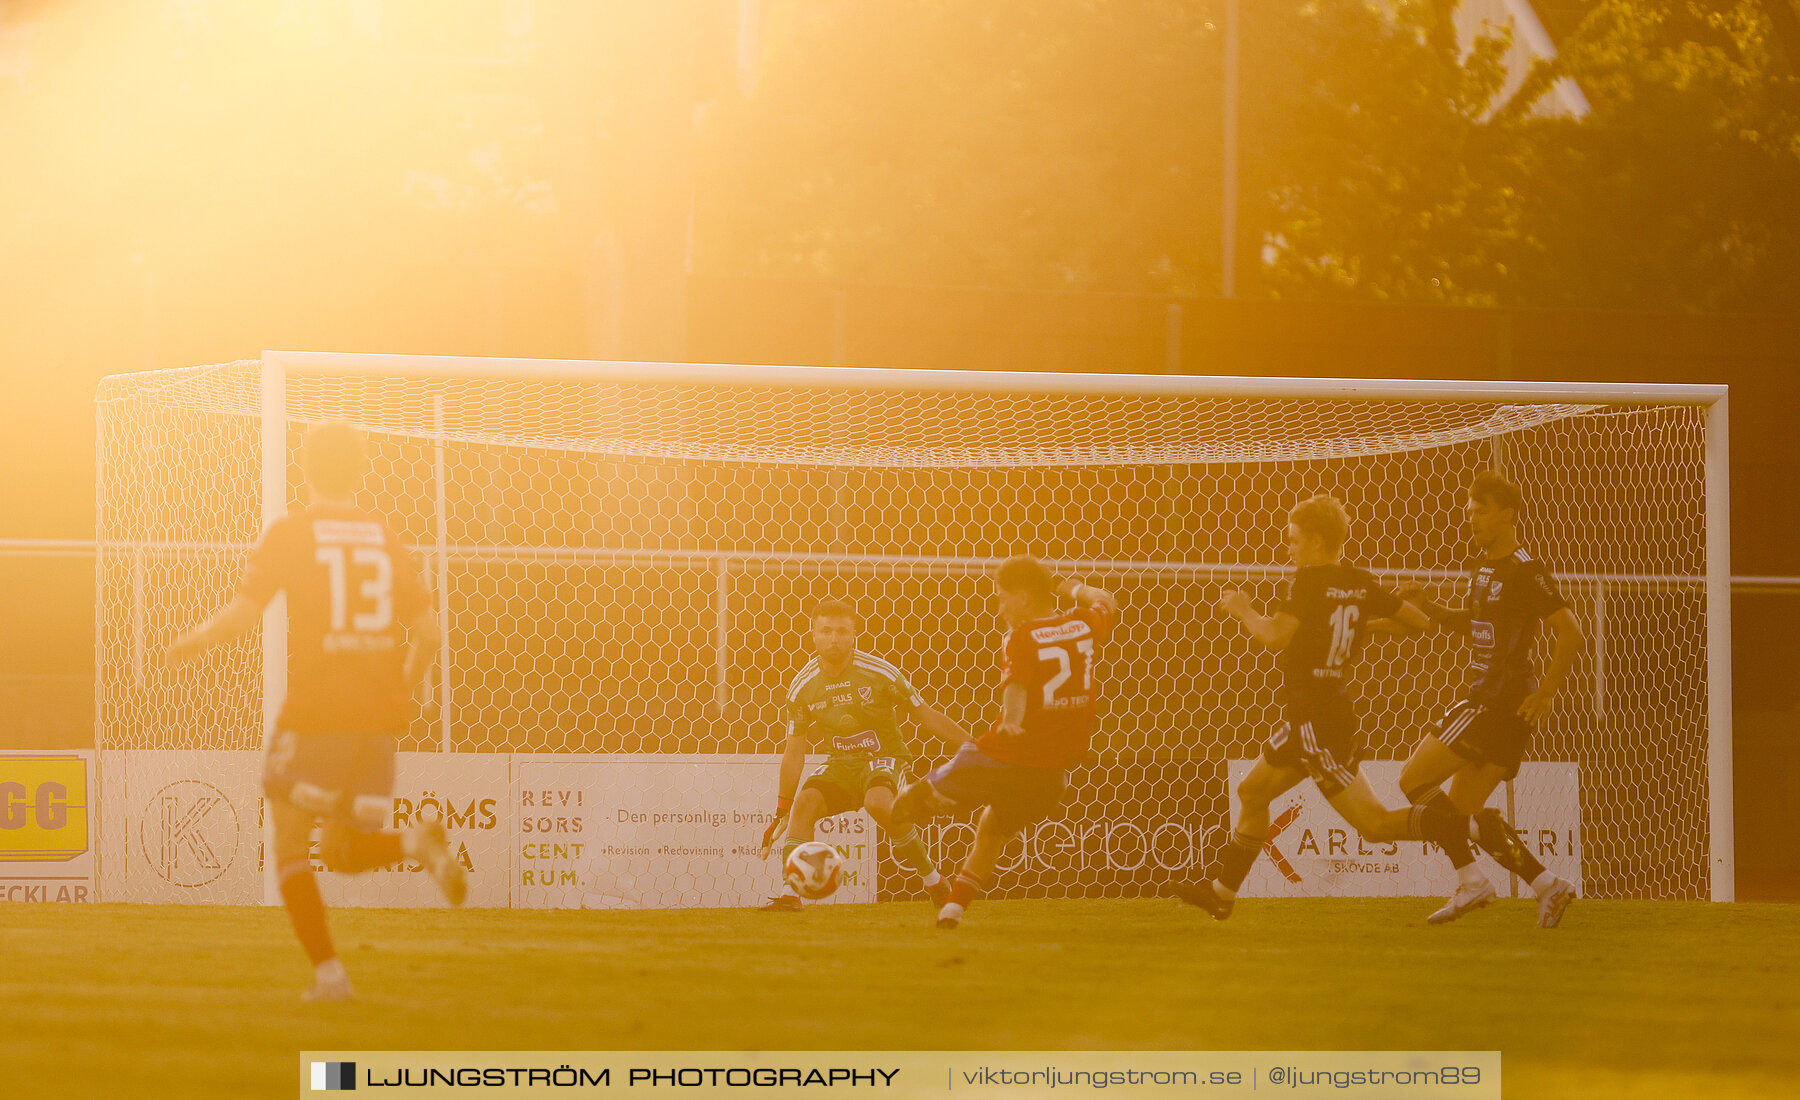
top-left (693, 0), bottom-right (1225, 294)
top-left (1238, 0), bottom-right (1534, 306)
top-left (1512, 0), bottom-right (1800, 312)
top-left (696, 1), bottom-right (1549, 306)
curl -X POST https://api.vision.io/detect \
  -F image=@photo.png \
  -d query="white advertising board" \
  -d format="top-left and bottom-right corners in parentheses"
top-left (516, 754), bottom-right (876, 910)
top-left (96, 749), bottom-right (263, 905)
top-left (96, 751), bottom-right (874, 909)
top-left (1229, 760), bottom-right (1582, 898)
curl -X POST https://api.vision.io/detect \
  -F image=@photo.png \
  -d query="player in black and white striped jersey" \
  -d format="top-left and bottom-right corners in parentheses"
top-left (1397, 470), bottom-right (1586, 929)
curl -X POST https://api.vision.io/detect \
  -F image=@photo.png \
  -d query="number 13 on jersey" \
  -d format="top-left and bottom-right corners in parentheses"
top-left (315, 543), bottom-right (395, 632)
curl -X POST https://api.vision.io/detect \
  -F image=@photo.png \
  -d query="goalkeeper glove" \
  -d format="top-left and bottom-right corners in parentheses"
top-left (759, 795), bottom-right (794, 859)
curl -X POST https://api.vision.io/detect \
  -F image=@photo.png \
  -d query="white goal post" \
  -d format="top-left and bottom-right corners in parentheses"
top-left (94, 352), bottom-right (1731, 907)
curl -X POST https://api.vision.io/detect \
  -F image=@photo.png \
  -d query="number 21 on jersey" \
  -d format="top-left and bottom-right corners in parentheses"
top-left (1037, 638), bottom-right (1095, 705)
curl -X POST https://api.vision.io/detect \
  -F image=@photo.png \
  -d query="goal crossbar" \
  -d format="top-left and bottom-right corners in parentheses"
top-left (258, 350), bottom-right (1728, 405)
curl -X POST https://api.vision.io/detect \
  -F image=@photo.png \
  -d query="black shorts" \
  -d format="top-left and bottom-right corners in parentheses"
top-left (1434, 698), bottom-right (1531, 780)
top-left (1264, 695), bottom-right (1361, 798)
top-left (263, 729), bottom-right (397, 829)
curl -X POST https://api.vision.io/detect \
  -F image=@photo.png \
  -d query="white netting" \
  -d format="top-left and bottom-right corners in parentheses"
top-left (97, 360), bottom-right (1598, 467)
top-left (95, 360), bottom-right (1717, 905)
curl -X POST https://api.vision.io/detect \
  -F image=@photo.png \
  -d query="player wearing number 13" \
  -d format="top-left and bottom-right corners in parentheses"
top-left (167, 421), bottom-right (464, 1004)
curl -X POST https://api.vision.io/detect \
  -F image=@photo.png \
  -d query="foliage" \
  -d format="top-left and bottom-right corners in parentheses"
top-left (696, 0), bottom-right (1800, 312)
top-left (694, 0), bottom-right (1225, 294)
top-left (1237, 0), bottom-right (1532, 305)
top-left (1513, 0), bottom-right (1800, 311)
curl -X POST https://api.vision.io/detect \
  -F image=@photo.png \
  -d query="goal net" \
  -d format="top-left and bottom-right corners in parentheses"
top-left (94, 354), bottom-right (1731, 907)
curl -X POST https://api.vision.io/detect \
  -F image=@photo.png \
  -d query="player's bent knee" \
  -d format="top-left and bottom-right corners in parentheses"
top-left (320, 847), bottom-right (351, 873)
top-left (267, 801), bottom-right (316, 865)
top-left (272, 836), bottom-right (312, 866)
top-left (1401, 780), bottom-right (1439, 806)
top-left (319, 826), bottom-right (354, 872)
top-left (1359, 817), bottom-right (1404, 843)
top-left (1236, 780), bottom-right (1277, 810)
top-left (792, 787), bottom-right (829, 824)
top-left (287, 780), bottom-right (343, 818)
top-left (888, 782), bottom-right (923, 827)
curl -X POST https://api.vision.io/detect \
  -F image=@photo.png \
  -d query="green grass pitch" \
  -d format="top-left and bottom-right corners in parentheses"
top-left (3, 897), bottom-right (1796, 1098)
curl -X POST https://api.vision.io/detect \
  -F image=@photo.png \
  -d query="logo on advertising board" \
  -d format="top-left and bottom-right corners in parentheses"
top-left (140, 780), bottom-right (240, 887)
top-left (1259, 804), bottom-right (1305, 883)
top-left (1231, 760), bottom-right (1583, 898)
top-left (0, 755), bottom-right (89, 862)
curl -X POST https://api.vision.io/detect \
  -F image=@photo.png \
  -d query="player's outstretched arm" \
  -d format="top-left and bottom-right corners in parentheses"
top-left (914, 703), bottom-right (974, 747)
top-left (1517, 607), bottom-right (1587, 723)
top-left (1395, 582), bottom-right (1471, 633)
top-left (1057, 578), bottom-right (1118, 616)
top-left (1217, 588), bottom-right (1299, 651)
top-left (1367, 601), bottom-right (1433, 637)
top-left (166, 593), bottom-right (268, 668)
top-left (760, 730), bottom-right (809, 857)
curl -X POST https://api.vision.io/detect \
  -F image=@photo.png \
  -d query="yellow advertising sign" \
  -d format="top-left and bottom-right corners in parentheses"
top-left (0, 755), bottom-right (89, 862)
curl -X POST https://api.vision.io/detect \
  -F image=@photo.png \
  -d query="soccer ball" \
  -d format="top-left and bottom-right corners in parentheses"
top-left (783, 840), bottom-right (844, 900)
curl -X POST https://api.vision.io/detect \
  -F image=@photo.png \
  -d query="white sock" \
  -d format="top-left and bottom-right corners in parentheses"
top-left (921, 870), bottom-right (942, 888)
top-left (938, 902), bottom-right (965, 922)
top-left (780, 882), bottom-right (799, 898)
top-left (1212, 880), bottom-right (1238, 901)
top-left (1456, 863), bottom-right (1487, 888)
top-left (315, 957), bottom-right (348, 985)
top-left (1530, 870), bottom-right (1560, 897)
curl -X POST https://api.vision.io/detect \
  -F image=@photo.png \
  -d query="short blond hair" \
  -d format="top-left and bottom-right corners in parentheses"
top-left (1289, 494), bottom-right (1350, 549)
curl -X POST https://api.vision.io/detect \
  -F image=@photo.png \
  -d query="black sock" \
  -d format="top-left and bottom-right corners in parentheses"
top-left (1483, 813), bottom-right (1549, 881)
top-left (1408, 803), bottom-right (1475, 869)
top-left (1216, 832), bottom-right (1264, 893)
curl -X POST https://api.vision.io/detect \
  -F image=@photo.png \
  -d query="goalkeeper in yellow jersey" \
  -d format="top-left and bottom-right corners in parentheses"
top-left (759, 600), bottom-right (972, 910)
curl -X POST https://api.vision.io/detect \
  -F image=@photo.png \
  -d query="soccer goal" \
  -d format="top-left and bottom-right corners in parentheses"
top-left (94, 353), bottom-right (1731, 907)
